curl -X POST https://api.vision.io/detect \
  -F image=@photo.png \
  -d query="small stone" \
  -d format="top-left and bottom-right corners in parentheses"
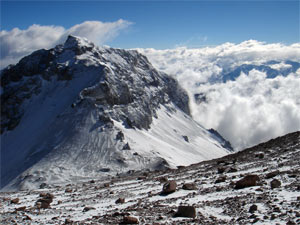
top-left (11, 198), bottom-right (19, 204)
top-left (65, 218), bottom-right (73, 224)
top-left (104, 183), bottom-right (110, 188)
top-left (265, 170), bottom-right (279, 179)
top-left (83, 206), bottom-right (96, 212)
top-left (24, 215), bottom-right (32, 220)
top-left (116, 198), bottom-right (125, 204)
top-left (16, 206), bottom-right (26, 211)
top-left (217, 167), bottom-right (226, 174)
top-left (174, 206), bottom-right (196, 218)
top-left (215, 176), bottom-right (226, 183)
top-left (270, 179), bottom-right (281, 189)
top-left (65, 188), bottom-right (72, 193)
top-left (249, 204), bottom-right (258, 213)
top-left (39, 183), bottom-right (47, 189)
top-left (228, 167), bottom-right (238, 173)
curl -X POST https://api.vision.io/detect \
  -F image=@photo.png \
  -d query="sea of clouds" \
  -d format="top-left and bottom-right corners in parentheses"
top-left (138, 41), bottom-right (300, 150)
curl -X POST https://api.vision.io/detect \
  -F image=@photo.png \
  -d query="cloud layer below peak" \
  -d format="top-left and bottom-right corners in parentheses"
top-left (138, 41), bottom-right (300, 150)
top-left (0, 20), bottom-right (132, 69)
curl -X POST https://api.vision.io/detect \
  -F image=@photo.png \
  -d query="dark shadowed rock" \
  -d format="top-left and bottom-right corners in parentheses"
top-left (116, 198), bottom-right (125, 204)
top-left (215, 176), bottom-right (226, 184)
top-left (266, 170), bottom-right (279, 179)
top-left (249, 204), bottom-right (258, 213)
top-left (83, 206), bottom-right (96, 212)
top-left (217, 167), bottom-right (226, 174)
top-left (174, 206), bottom-right (196, 218)
top-left (162, 180), bottom-right (177, 194)
top-left (11, 198), bottom-right (19, 204)
top-left (182, 183), bottom-right (197, 190)
top-left (122, 143), bottom-right (131, 150)
top-left (235, 175), bottom-right (260, 189)
top-left (270, 179), bottom-right (281, 189)
top-left (182, 135), bottom-right (189, 142)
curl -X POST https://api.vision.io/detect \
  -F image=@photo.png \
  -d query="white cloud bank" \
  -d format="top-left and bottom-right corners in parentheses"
top-left (138, 41), bottom-right (300, 150)
top-left (0, 20), bottom-right (132, 69)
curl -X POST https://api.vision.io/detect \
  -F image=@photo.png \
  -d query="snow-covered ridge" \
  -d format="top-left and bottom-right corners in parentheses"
top-left (1, 36), bottom-right (231, 190)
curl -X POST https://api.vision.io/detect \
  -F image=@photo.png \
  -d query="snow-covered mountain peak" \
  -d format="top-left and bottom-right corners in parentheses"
top-left (1, 37), bottom-right (231, 190)
top-left (63, 35), bottom-right (93, 49)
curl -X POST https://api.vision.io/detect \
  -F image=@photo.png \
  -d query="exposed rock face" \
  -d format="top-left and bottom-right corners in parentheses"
top-left (1, 36), bottom-right (190, 134)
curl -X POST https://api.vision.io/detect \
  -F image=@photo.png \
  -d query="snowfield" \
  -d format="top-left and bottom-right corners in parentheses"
top-left (1, 131), bottom-right (299, 224)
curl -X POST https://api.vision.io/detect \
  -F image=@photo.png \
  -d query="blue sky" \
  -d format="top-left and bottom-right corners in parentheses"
top-left (1, 0), bottom-right (299, 49)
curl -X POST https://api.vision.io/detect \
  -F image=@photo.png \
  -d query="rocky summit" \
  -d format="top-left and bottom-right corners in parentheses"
top-left (1, 36), bottom-right (231, 190)
top-left (0, 131), bottom-right (299, 224)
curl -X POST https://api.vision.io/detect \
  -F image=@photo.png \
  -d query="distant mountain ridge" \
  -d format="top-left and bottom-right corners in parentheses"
top-left (1, 36), bottom-right (231, 190)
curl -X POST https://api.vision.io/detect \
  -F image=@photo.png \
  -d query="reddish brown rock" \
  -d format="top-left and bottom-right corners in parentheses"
top-left (162, 180), bottom-right (177, 194)
top-left (121, 216), bottom-right (139, 224)
top-left (235, 175), bottom-right (260, 189)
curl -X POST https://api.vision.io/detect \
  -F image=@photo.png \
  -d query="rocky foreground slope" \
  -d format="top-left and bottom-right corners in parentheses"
top-left (1, 131), bottom-right (299, 224)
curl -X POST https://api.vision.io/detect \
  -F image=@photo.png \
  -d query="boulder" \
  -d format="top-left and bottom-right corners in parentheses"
top-left (235, 175), bottom-right (260, 189)
top-left (162, 180), bottom-right (177, 194)
top-left (121, 216), bottom-right (139, 224)
top-left (270, 179), bottom-right (281, 189)
top-left (174, 206), bottom-right (196, 218)
top-left (182, 183), bottom-right (197, 190)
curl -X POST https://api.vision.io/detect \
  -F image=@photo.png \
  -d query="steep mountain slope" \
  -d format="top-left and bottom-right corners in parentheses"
top-left (0, 131), bottom-right (299, 224)
top-left (1, 36), bottom-right (231, 190)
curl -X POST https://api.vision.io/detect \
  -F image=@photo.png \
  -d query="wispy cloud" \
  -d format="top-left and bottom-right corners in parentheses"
top-left (138, 41), bottom-right (300, 150)
top-left (0, 20), bottom-right (132, 69)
